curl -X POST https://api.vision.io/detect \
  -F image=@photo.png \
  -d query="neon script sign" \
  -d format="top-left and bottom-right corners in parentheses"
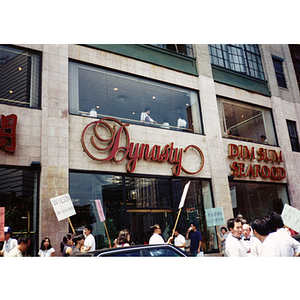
top-left (81, 117), bottom-right (204, 176)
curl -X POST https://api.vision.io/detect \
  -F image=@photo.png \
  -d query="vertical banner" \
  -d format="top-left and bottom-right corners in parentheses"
top-left (0, 207), bottom-right (5, 241)
top-left (95, 199), bottom-right (106, 222)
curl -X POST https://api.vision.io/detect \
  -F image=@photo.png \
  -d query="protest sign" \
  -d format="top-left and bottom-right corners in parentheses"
top-left (95, 199), bottom-right (106, 222)
top-left (0, 207), bottom-right (4, 241)
top-left (178, 181), bottom-right (191, 209)
top-left (205, 207), bottom-right (225, 227)
top-left (281, 203), bottom-right (300, 233)
top-left (50, 193), bottom-right (76, 221)
top-left (95, 199), bottom-right (111, 248)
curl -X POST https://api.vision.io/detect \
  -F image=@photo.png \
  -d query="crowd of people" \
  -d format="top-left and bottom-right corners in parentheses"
top-left (221, 212), bottom-right (300, 257)
top-left (2, 210), bottom-right (299, 257)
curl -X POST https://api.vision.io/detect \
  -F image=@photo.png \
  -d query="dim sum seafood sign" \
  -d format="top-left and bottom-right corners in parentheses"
top-left (81, 117), bottom-right (204, 176)
top-left (228, 143), bottom-right (286, 181)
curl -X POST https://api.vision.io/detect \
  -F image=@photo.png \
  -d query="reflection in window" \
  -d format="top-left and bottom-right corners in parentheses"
top-left (230, 181), bottom-right (289, 222)
top-left (69, 173), bottom-right (124, 249)
top-left (272, 56), bottom-right (287, 88)
top-left (0, 167), bottom-right (38, 256)
top-left (217, 97), bottom-right (277, 145)
top-left (208, 44), bottom-right (265, 80)
top-left (69, 172), bottom-right (217, 252)
top-left (287, 120), bottom-right (300, 152)
top-left (69, 61), bottom-right (203, 134)
top-left (151, 44), bottom-right (194, 57)
top-left (0, 45), bottom-right (41, 108)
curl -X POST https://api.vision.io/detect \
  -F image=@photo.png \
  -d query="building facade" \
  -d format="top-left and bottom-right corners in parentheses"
top-left (1, 44), bottom-right (300, 255)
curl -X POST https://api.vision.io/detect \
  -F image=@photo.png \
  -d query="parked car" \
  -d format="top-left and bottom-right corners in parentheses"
top-left (73, 243), bottom-right (188, 257)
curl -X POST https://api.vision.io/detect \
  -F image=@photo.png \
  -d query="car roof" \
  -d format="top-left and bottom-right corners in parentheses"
top-left (74, 243), bottom-right (187, 257)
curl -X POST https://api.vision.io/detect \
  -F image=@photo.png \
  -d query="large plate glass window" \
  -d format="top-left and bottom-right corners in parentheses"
top-left (69, 172), bottom-right (217, 253)
top-left (0, 166), bottom-right (39, 256)
top-left (69, 61), bottom-right (203, 134)
top-left (0, 45), bottom-right (41, 108)
top-left (230, 182), bottom-right (289, 222)
top-left (217, 97), bottom-right (277, 145)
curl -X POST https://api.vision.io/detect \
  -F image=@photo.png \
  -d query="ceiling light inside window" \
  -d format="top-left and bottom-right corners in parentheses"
top-left (18, 67), bottom-right (22, 71)
top-left (113, 88), bottom-right (118, 91)
top-left (152, 96), bottom-right (156, 99)
top-left (9, 90), bottom-right (13, 93)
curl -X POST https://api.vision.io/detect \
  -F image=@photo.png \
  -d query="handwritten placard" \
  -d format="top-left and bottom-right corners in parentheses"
top-left (205, 207), bottom-right (225, 227)
top-left (281, 204), bottom-right (300, 232)
top-left (50, 193), bottom-right (76, 221)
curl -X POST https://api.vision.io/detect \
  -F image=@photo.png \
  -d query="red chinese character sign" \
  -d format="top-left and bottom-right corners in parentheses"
top-left (0, 114), bottom-right (17, 153)
top-left (81, 117), bottom-right (204, 176)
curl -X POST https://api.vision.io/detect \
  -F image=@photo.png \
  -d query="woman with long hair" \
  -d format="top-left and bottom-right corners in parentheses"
top-left (38, 237), bottom-right (55, 257)
top-left (116, 229), bottom-right (131, 247)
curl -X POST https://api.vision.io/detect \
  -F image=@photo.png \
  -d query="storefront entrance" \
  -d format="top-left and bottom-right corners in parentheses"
top-left (69, 171), bottom-right (218, 252)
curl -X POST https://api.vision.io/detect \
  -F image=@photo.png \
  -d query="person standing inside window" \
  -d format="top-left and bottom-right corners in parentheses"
top-left (140, 107), bottom-right (157, 124)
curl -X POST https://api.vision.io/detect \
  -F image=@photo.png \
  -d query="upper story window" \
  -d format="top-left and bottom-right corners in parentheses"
top-left (0, 45), bottom-right (41, 108)
top-left (272, 56), bottom-right (287, 88)
top-left (286, 120), bottom-right (300, 152)
top-left (208, 44), bottom-right (265, 80)
top-left (152, 44), bottom-right (194, 57)
top-left (69, 61), bottom-right (203, 134)
top-left (217, 97), bottom-right (278, 146)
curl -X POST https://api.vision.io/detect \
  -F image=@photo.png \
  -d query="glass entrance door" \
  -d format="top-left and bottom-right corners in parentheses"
top-left (127, 209), bottom-right (174, 245)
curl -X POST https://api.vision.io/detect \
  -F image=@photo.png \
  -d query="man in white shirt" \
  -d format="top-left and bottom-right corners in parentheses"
top-left (252, 218), bottom-right (279, 257)
top-left (264, 212), bottom-right (300, 257)
top-left (83, 225), bottom-right (96, 251)
top-left (225, 218), bottom-right (248, 257)
top-left (149, 224), bottom-right (173, 245)
top-left (7, 236), bottom-right (31, 257)
top-left (173, 230), bottom-right (186, 250)
top-left (140, 108), bottom-right (156, 124)
top-left (241, 223), bottom-right (262, 257)
top-left (0, 226), bottom-right (18, 257)
top-left (177, 114), bottom-right (187, 128)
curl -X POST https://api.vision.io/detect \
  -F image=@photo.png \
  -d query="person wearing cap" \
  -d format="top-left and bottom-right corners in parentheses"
top-left (0, 226), bottom-right (18, 257)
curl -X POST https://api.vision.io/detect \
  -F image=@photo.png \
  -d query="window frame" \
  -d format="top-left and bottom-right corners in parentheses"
top-left (217, 96), bottom-right (278, 146)
top-left (69, 170), bottom-right (219, 253)
top-left (286, 120), bottom-right (300, 152)
top-left (272, 55), bottom-right (287, 89)
top-left (0, 44), bottom-right (42, 109)
top-left (208, 44), bottom-right (265, 80)
top-left (69, 60), bottom-right (204, 134)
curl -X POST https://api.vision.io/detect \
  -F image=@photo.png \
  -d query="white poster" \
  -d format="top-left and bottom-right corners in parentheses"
top-left (281, 204), bottom-right (300, 233)
top-left (205, 207), bottom-right (225, 227)
top-left (50, 193), bottom-right (76, 221)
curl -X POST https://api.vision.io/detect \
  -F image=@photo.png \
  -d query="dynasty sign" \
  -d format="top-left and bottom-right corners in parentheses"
top-left (81, 117), bottom-right (204, 176)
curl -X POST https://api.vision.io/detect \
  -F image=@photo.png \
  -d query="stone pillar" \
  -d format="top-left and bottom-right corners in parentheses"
top-left (39, 44), bottom-right (69, 255)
